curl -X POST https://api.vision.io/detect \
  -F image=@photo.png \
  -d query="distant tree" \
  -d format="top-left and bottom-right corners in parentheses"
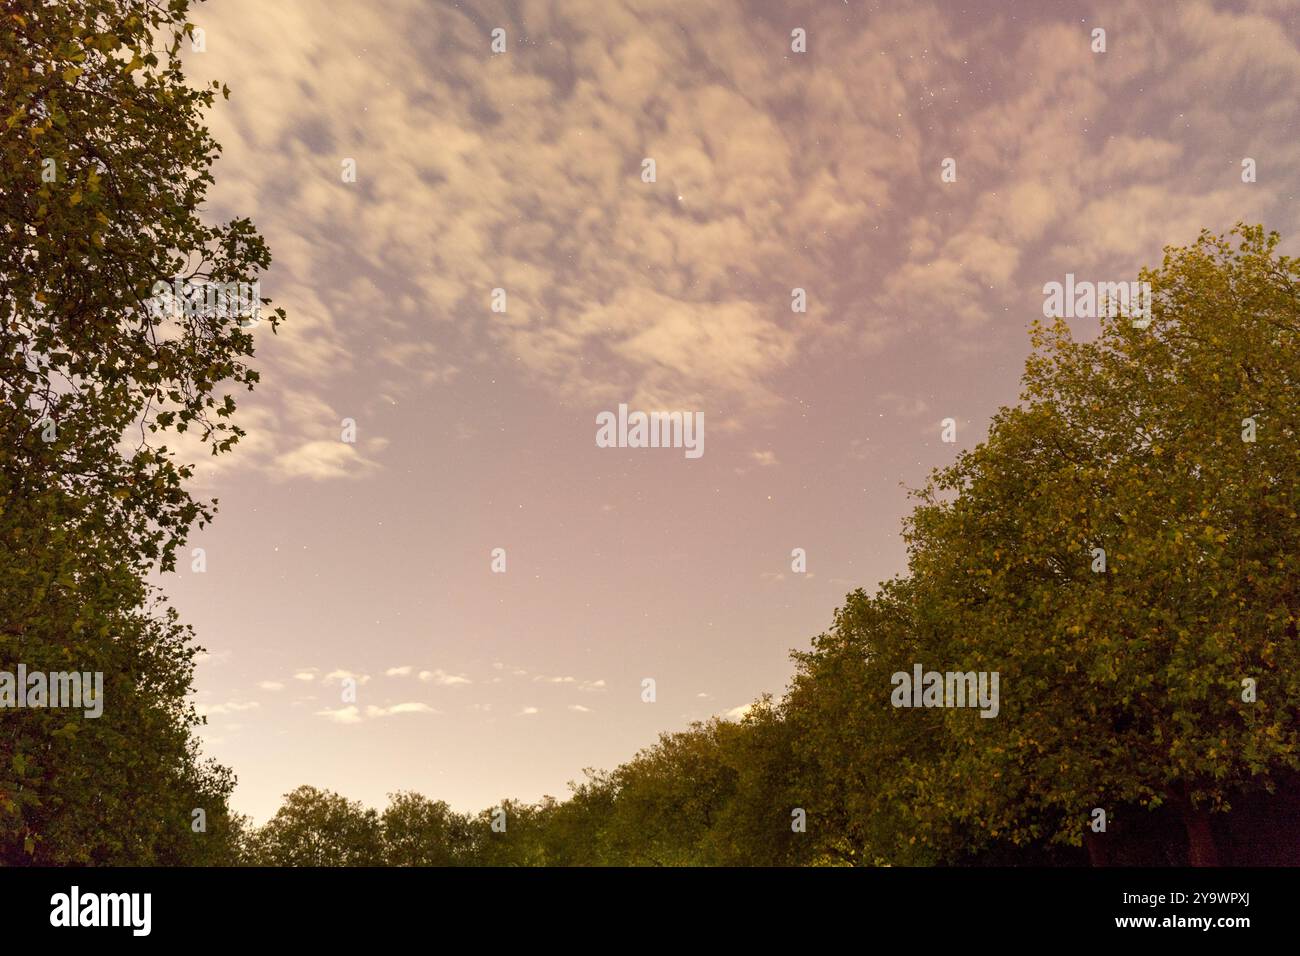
top-left (250, 786), bottom-right (383, 866)
top-left (466, 797), bottom-right (550, 867)
top-left (702, 697), bottom-right (814, 866)
top-left (785, 581), bottom-right (961, 865)
top-left (381, 792), bottom-right (474, 866)
top-left (536, 770), bottom-right (617, 866)
top-left (595, 720), bottom-right (740, 866)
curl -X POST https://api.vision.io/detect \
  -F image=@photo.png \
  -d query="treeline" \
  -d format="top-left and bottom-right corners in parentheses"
top-left (240, 226), bottom-right (1300, 867)
top-left (237, 756), bottom-right (1300, 868)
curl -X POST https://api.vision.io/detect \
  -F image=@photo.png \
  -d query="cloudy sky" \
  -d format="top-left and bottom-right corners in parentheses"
top-left (165, 0), bottom-right (1300, 822)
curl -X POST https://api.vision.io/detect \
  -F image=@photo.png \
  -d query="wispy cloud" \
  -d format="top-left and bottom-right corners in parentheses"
top-left (418, 669), bottom-right (471, 686)
top-left (197, 700), bottom-right (261, 717)
top-left (323, 669), bottom-right (372, 685)
top-left (272, 440), bottom-right (381, 482)
top-left (315, 705), bottom-right (362, 725)
top-left (366, 702), bottom-right (438, 718)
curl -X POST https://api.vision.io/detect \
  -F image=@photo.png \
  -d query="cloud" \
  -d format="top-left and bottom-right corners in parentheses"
top-left (316, 702), bottom-right (437, 723)
top-left (366, 702), bottom-right (438, 718)
top-left (166, 386), bottom-right (386, 488)
top-left (174, 0), bottom-right (1300, 490)
top-left (272, 440), bottom-right (380, 482)
top-left (878, 393), bottom-right (931, 418)
top-left (518, 707), bottom-right (540, 716)
top-left (568, 704), bottom-right (592, 713)
top-left (418, 669), bottom-right (471, 686)
top-left (258, 681), bottom-right (285, 692)
top-left (315, 705), bottom-right (362, 725)
top-left (723, 703), bottom-right (753, 722)
top-left (197, 700), bottom-right (261, 717)
top-left (187, 0), bottom-right (946, 426)
top-left (323, 669), bottom-right (372, 685)
top-left (387, 665), bottom-right (470, 685)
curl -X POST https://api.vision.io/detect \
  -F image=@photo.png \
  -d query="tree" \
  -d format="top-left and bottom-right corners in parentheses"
top-left (1, 0), bottom-right (281, 862)
top-left (784, 581), bottom-right (965, 865)
top-left (2, 0), bottom-right (282, 571)
top-left (250, 786), bottom-right (383, 866)
top-left (381, 792), bottom-right (474, 866)
top-left (536, 770), bottom-right (617, 866)
top-left (595, 719), bottom-right (740, 866)
top-left (901, 224), bottom-right (1300, 865)
top-left (701, 697), bottom-right (814, 866)
top-left (465, 797), bottom-right (551, 866)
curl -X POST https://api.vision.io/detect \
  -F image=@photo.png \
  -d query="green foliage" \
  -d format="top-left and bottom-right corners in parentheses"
top-left (249, 786), bottom-right (383, 866)
top-left (382, 791), bottom-right (475, 866)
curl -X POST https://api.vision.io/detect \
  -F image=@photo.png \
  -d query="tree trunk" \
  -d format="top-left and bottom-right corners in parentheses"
top-left (1182, 804), bottom-right (1220, 867)
top-left (1085, 829), bottom-right (1112, 867)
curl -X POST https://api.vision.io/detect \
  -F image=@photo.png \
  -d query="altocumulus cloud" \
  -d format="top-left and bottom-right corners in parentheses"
top-left (184, 0), bottom-right (1300, 465)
